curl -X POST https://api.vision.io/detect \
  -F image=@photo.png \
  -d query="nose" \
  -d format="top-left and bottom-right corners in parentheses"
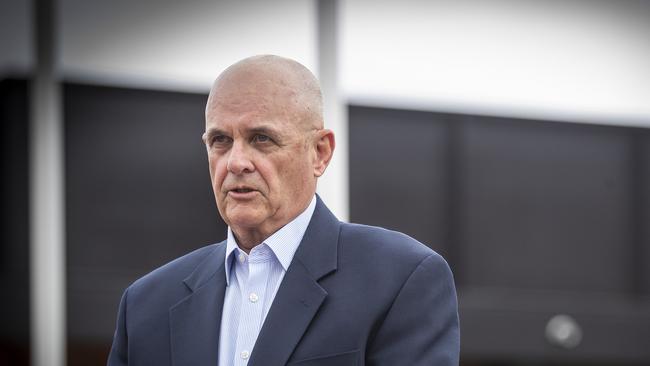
top-left (226, 141), bottom-right (255, 175)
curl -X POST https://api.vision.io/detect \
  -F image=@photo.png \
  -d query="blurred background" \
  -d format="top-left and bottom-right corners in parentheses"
top-left (1, 0), bottom-right (649, 365)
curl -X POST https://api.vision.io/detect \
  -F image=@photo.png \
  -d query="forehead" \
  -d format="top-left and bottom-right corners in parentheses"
top-left (206, 79), bottom-right (306, 131)
top-left (206, 95), bottom-right (301, 133)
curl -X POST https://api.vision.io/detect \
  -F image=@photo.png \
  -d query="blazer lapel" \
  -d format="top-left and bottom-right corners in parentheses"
top-left (248, 197), bottom-right (341, 366)
top-left (169, 243), bottom-right (227, 366)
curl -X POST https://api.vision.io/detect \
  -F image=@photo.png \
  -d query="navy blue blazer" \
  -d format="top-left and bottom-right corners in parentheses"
top-left (108, 198), bottom-right (459, 365)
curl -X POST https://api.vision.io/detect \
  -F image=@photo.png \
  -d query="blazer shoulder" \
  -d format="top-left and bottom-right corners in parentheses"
top-left (339, 222), bottom-right (443, 268)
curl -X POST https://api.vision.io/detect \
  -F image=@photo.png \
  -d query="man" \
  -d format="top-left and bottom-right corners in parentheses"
top-left (108, 55), bottom-right (459, 366)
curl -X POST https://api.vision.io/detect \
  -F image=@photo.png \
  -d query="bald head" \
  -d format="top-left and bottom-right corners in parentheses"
top-left (202, 55), bottom-right (335, 249)
top-left (206, 55), bottom-right (323, 130)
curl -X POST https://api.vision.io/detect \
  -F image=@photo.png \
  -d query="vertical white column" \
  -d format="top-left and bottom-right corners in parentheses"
top-left (30, 0), bottom-right (66, 365)
top-left (316, 0), bottom-right (349, 222)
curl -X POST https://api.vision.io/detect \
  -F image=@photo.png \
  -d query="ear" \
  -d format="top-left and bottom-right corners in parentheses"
top-left (313, 129), bottom-right (335, 177)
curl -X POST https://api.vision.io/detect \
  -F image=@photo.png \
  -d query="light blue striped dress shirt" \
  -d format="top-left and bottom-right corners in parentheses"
top-left (218, 196), bottom-right (317, 366)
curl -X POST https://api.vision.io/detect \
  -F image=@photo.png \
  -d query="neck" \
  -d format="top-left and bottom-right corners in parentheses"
top-left (230, 196), bottom-right (315, 253)
top-left (230, 229), bottom-right (265, 254)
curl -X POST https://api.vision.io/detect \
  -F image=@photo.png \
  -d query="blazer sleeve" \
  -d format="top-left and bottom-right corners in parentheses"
top-left (367, 253), bottom-right (460, 366)
top-left (107, 287), bottom-right (129, 366)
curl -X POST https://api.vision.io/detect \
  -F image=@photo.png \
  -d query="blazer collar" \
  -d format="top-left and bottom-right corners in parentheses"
top-left (248, 196), bottom-right (341, 366)
top-left (292, 195), bottom-right (340, 280)
top-left (170, 243), bottom-right (227, 366)
top-left (182, 242), bottom-right (227, 292)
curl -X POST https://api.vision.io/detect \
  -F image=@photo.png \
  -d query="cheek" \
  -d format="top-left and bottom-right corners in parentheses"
top-left (274, 157), bottom-right (312, 191)
top-left (208, 157), bottom-right (227, 189)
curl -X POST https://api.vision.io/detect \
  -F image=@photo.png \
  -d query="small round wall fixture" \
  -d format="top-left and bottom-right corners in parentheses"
top-left (545, 314), bottom-right (583, 349)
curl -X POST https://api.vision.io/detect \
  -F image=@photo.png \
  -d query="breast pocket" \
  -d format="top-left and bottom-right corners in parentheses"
top-left (287, 349), bottom-right (359, 366)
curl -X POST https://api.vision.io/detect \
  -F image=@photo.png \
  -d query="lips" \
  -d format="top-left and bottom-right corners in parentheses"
top-left (232, 188), bottom-right (254, 193)
top-left (226, 185), bottom-right (259, 199)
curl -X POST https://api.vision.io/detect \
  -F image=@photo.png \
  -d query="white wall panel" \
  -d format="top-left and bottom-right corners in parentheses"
top-left (59, 0), bottom-right (316, 92)
top-left (342, 0), bottom-right (650, 126)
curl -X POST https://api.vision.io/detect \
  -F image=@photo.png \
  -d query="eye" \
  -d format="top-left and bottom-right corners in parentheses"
top-left (252, 134), bottom-right (272, 143)
top-left (209, 134), bottom-right (232, 147)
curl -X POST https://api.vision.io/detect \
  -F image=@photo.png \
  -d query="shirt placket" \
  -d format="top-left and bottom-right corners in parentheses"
top-left (233, 247), bottom-right (268, 365)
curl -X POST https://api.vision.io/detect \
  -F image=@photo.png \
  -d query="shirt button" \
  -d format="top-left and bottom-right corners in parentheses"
top-left (249, 293), bottom-right (259, 303)
top-left (241, 350), bottom-right (250, 360)
top-left (238, 253), bottom-right (245, 263)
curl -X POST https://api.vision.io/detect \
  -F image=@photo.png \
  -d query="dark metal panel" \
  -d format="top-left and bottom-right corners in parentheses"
top-left (64, 83), bottom-right (226, 344)
top-left (349, 104), bottom-right (650, 364)
top-left (461, 118), bottom-right (631, 293)
top-left (641, 130), bottom-right (650, 294)
top-left (0, 79), bottom-right (31, 365)
top-left (460, 293), bottom-right (650, 364)
top-left (349, 106), bottom-right (449, 257)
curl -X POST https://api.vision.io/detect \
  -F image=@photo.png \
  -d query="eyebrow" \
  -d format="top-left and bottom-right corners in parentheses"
top-left (202, 128), bottom-right (227, 143)
top-left (249, 126), bottom-right (281, 139)
top-left (203, 124), bottom-right (283, 140)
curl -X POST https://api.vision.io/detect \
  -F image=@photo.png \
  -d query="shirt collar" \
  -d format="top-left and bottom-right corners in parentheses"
top-left (224, 195), bottom-right (317, 285)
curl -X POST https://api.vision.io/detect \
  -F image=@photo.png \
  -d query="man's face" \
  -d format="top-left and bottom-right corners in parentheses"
top-left (204, 76), bottom-right (319, 241)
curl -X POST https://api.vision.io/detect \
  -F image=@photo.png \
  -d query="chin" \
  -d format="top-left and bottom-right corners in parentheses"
top-left (225, 209), bottom-right (266, 229)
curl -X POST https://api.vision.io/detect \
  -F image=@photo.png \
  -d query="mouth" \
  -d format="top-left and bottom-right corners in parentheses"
top-left (226, 186), bottom-right (259, 199)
